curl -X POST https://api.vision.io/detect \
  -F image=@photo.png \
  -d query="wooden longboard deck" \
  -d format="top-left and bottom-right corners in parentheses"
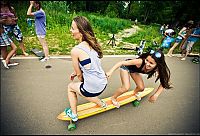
top-left (57, 88), bottom-right (154, 121)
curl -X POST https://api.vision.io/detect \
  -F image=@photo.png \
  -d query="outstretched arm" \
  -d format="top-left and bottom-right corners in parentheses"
top-left (106, 58), bottom-right (142, 78)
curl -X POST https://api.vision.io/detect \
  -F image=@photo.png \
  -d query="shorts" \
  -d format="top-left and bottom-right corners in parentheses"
top-left (80, 83), bottom-right (107, 97)
top-left (120, 65), bottom-right (131, 72)
top-left (181, 41), bottom-right (194, 52)
top-left (175, 36), bottom-right (183, 43)
top-left (0, 32), bottom-right (12, 47)
top-left (3, 24), bottom-right (23, 42)
top-left (37, 35), bottom-right (46, 38)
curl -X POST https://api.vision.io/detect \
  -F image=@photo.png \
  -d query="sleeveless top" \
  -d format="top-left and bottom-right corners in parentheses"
top-left (75, 44), bottom-right (107, 93)
top-left (121, 58), bottom-right (146, 73)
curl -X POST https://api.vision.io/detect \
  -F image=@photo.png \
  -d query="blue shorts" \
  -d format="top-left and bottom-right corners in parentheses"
top-left (0, 32), bottom-right (12, 46)
top-left (80, 83), bottom-right (107, 97)
top-left (3, 24), bottom-right (23, 42)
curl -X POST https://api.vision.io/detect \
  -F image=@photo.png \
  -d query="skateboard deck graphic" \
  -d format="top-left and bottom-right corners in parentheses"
top-left (31, 48), bottom-right (45, 58)
top-left (57, 88), bottom-right (154, 121)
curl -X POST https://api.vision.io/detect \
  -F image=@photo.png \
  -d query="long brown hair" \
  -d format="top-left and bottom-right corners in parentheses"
top-left (139, 49), bottom-right (172, 89)
top-left (73, 16), bottom-right (103, 58)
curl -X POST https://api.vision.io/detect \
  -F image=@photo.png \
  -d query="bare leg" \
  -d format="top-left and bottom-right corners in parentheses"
top-left (167, 42), bottom-right (179, 56)
top-left (19, 41), bottom-right (28, 56)
top-left (5, 42), bottom-right (17, 64)
top-left (1, 46), bottom-right (8, 60)
top-left (38, 37), bottom-right (49, 58)
top-left (130, 72), bottom-right (145, 95)
top-left (68, 81), bottom-right (106, 115)
top-left (111, 69), bottom-right (131, 100)
top-left (181, 42), bottom-right (194, 60)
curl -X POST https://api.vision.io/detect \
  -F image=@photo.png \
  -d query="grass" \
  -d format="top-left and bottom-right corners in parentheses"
top-left (8, 2), bottom-right (200, 56)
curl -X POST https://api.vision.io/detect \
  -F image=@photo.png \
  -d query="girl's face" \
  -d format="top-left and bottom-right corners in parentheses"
top-left (145, 56), bottom-right (157, 70)
top-left (70, 20), bottom-right (82, 42)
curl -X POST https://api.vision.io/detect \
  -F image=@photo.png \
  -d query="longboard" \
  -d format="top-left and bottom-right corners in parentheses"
top-left (31, 48), bottom-right (45, 59)
top-left (57, 87), bottom-right (154, 130)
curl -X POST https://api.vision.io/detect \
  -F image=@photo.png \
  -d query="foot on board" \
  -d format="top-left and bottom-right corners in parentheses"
top-left (101, 100), bottom-right (108, 109)
top-left (111, 97), bottom-right (120, 108)
top-left (64, 108), bottom-right (78, 122)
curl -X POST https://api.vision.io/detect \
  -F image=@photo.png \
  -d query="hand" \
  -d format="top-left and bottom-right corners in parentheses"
top-left (105, 71), bottom-right (112, 79)
top-left (148, 94), bottom-right (158, 103)
top-left (70, 73), bottom-right (77, 81)
top-left (30, 1), bottom-right (34, 5)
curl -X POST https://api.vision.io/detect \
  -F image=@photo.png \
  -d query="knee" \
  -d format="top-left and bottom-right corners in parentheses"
top-left (67, 82), bottom-right (73, 92)
top-left (137, 86), bottom-right (145, 92)
top-left (12, 45), bottom-right (17, 51)
top-left (121, 86), bottom-right (130, 93)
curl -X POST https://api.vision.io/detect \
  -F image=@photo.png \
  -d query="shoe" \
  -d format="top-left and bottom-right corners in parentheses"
top-left (65, 108), bottom-right (78, 122)
top-left (40, 57), bottom-right (49, 62)
top-left (181, 58), bottom-right (186, 61)
top-left (101, 100), bottom-right (108, 109)
top-left (2, 60), bottom-right (9, 69)
top-left (111, 97), bottom-right (120, 108)
top-left (8, 62), bottom-right (19, 66)
top-left (135, 93), bottom-right (141, 101)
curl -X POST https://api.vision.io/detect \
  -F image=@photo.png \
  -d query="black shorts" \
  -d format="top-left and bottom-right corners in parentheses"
top-left (80, 83), bottom-right (107, 97)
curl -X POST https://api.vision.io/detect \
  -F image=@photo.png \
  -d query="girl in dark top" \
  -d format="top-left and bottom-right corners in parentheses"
top-left (106, 49), bottom-right (172, 108)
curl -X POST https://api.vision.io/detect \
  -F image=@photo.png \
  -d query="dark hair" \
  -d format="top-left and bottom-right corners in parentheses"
top-left (0, 1), bottom-right (12, 11)
top-left (34, 1), bottom-right (42, 9)
top-left (139, 49), bottom-right (172, 89)
top-left (73, 16), bottom-right (103, 58)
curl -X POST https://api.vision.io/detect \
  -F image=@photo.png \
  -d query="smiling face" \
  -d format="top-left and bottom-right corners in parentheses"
top-left (70, 20), bottom-right (82, 42)
top-left (145, 55), bottom-right (157, 70)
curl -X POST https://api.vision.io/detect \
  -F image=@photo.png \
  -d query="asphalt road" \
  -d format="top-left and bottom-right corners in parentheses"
top-left (1, 55), bottom-right (199, 135)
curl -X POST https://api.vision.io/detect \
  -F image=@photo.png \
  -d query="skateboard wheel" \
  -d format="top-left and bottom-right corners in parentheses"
top-left (132, 100), bottom-right (140, 107)
top-left (68, 123), bottom-right (76, 131)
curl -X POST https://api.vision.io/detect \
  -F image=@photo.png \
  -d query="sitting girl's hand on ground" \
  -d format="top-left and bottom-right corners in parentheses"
top-left (148, 94), bottom-right (158, 103)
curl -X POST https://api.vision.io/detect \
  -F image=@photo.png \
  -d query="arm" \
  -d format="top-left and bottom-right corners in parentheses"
top-left (27, 1), bottom-right (35, 16)
top-left (71, 48), bottom-right (83, 82)
top-left (106, 58), bottom-right (142, 78)
top-left (178, 27), bottom-right (186, 38)
top-left (149, 84), bottom-right (164, 103)
top-left (190, 33), bottom-right (200, 38)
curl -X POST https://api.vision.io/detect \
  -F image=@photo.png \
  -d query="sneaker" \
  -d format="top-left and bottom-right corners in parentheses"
top-left (135, 93), bottom-right (141, 101)
top-left (101, 100), bottom-right (108, 109)
top-left (111, 98), bottom-right (120, 108)
top-left (181, 58), bottom-right (186, 61)
top-left (2, 60), bottom-right (9, 69)
top-left (65, 108), bottom-right (78, 122)
top-left (8, 62), bottom-right (19, 67)
top-left (40, 57), bottom-right (49, 62)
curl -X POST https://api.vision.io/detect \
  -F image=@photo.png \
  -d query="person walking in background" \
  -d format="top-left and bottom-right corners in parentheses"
top-left (64, 16), bottom-right (108, 122)
top-left (27, 1), bottom-right (49, 62)
top-left (180, 21), bottom-right (200, 61)
top-left (0, 24), bottom-right (19, 69)
top-left (167, 20), bottom-right (194, 57)
top-left (160, 24), bottom-right (165, 35)
top-left (0, 1), bottom-right (29, 56)
top-left (106, 49), bottom-right (172, 108)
